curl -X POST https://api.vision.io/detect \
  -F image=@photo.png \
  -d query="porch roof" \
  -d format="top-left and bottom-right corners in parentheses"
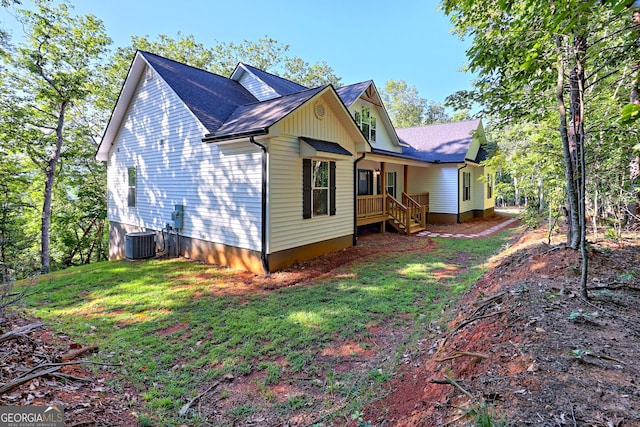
top-left (396, 120), bottom-right (482, 163)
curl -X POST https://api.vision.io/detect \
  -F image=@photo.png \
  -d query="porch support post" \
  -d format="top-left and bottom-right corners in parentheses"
top-left (404, 165), bottom-right (408, 194)
top-left (380, 162), bottom-right (386, 233)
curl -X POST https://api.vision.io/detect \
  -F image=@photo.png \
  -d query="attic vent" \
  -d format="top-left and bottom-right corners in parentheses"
top-left (314, 102), bottom-right (325, 119)
top-left (145, 68), bottom-right (154, 82)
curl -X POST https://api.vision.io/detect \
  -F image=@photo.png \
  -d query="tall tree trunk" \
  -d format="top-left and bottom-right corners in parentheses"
top-left (40, 101), bottom-right (68, 274)
top-left (556, 36), bottom-right (580, 249)
top-left (629, 11), bottom-right (640, 228)
top-left (570, 34), bottom-right (589, 299)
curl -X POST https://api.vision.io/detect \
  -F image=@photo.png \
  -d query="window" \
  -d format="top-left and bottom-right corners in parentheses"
top-left (127, 167), bottom-right (136, 207)
top-left (487, 173), bottom-right (494, 199)
top-left (354, 106), bottom-right (376, 142)
top-left (386, 171), bottom-right (397, 198)
top-left (313, 161), bottom-right (329, 216)
top-left (303, 159), bottom-right (336, 218)
top-left (463, 171), bottom-right (471, 202)
top-left (358, 169), bottom-right (373, 195)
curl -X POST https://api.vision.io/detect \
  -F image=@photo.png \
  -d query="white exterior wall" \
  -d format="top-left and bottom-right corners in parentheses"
top-left (106, 69), bottom-right (262, 251)
top-left (268, 96), bottom-right (357, 254)
top-left (350, 99), bottom-right (400, 153)
top-left (409, 165), bottom-right (459, 215)
top-left (238, 71), bottom-right (279, 101)
top-left (385, 163), bottom-right (405, 196)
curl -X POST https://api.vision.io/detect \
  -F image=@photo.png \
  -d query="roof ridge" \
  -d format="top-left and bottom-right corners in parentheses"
top-left (138, 50), bottom-right (229, 80)
top-left (396, 119), bottom-right (480, 131)
top-left (239, 62), bottom-right (301, 83)
top-left (236, 85), bottom-right (329, 108)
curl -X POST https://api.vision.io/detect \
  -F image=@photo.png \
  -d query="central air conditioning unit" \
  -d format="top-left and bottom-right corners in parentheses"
top-left (125, 231), bottom-right (156, 260)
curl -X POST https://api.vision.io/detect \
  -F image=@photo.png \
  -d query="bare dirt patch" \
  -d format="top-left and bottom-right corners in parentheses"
top-left (361, 227), bottom-right (640, 426)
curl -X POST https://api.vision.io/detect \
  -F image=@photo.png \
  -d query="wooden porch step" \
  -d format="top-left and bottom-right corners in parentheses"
top-left (387, 219), bottom-right (425, 235)
top-left (409, 224), bottom-right (425, 234)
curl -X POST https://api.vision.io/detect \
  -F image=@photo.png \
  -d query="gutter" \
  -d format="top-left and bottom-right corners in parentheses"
top-left (457, 163), bottom-right (468, 223)
top-left (353, 152), bottom-right (366, 246)
top-left (249, 136), bottom-right (269, 274)
top-left (203, 128), bottom-right (268, 143)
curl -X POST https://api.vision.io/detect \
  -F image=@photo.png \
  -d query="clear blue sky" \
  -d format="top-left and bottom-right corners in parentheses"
top-left (1, 0), bottom-right (474, 106)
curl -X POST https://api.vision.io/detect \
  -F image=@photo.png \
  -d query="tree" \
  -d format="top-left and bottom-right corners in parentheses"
top-left (382, 80), bottom-right (425, 127)
top-left (2, 0), bottom-right (110, 273)
top-left (442, 0), bottom-right (640, 298)
top-left (381, 79), bottom-right (451, 127)
top-left (282, 57), bottom-right (341, 88)
top-left (103, 34), bottom-right (342, 111)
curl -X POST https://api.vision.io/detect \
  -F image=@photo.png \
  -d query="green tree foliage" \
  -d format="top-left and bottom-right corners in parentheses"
top-left (381, 79), bottom-right (451, 127)
top-left (442, 0), bottom-right (640, 298)
top-left (1, 0), bottom-right (110, 273)
top-left (101, 34), bottom-right (342, 111)
top-left (282, 57), bottom-right (342, 88)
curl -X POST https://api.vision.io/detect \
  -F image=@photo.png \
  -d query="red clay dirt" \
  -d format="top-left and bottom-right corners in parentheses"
top-left (361, 224), bottom-right (640, 427)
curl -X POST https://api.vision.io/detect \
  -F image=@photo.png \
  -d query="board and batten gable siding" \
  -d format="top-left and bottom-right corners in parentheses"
top-left (408, 165), bottom-right (459, 215)
top-left (237, 70), bottom-right (279, 101)
top-left (349, 99), bottom-right (400, 153)
top-left (106, 67), bottom-right (262, 251)
top-left (268, 97), bottom-right (357, 254)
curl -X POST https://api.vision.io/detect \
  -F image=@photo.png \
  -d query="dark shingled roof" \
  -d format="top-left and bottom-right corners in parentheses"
top-left (300, 137), bottom-right (352, 156)
top-left (142, 52), bottom-right (328, 141)
top-left (141, 51), bottom-right (258, 134)
top-left (335, 81), bottom-right (372, 107)
top-left (396, 120), bottom-right (481, 163)
top-left (240, 63), bottom-right (309, 96)
top-left (212, 87), bottom-right (325, 138)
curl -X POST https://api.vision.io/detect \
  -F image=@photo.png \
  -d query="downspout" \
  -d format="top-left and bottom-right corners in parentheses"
top-left (353, 153), bottom-right (366, 245)
top-left (457, 163), bottom-right (468, 224)
top-left (250, 136), bottom-right (269, 274)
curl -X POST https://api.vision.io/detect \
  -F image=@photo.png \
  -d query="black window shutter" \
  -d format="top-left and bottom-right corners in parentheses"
top-left (330, 161), bottom-right (336, 216)
top-left (303, 159), bottom-right (311, 219)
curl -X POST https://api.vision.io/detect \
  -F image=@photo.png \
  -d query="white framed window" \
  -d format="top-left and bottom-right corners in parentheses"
top-left (127, 167), bottom-right (136, 207)
top-left (487, 173), bottom-right (494, 199)
top-left (463, 171), bottom-right (471, 202)
top-left (312, 160), bottom-right (329, 216)
top-left (303, 159), bottom-right (336, 218)
top-left (386, 171), bottom-right (397, 198)
top-left (354, 106), bottom-right (377, 142)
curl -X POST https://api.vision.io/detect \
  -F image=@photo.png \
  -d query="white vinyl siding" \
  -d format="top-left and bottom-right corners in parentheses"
top-left (408, 165), bottom-right (459, 214)
top-left (106, 70), bottom-right (262, 251)
top-left (269, 97), bottom-right (356, 254)
top-left (237, 70), bottom-right (279, 101)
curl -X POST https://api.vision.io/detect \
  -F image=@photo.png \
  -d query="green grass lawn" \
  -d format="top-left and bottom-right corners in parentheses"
top-left (18, 230), bottom-right (514, 426)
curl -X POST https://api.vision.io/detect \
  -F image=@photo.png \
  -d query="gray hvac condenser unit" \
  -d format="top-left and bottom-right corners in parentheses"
top-left (125, 231), bottom-right (156, 260)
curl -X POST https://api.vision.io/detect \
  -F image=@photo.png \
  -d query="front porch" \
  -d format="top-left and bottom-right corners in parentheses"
top-left (357, 192), bottom-right (429, 235)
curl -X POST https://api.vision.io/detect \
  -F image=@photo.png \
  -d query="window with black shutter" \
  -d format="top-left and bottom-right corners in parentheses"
top-left (303, 159), bottom-right (336, 218)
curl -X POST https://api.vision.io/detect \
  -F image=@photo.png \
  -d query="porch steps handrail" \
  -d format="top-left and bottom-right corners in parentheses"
top-left (386, 194), bottom-right (414, 235)
top-left (402, 192), bottom-right (427, 229)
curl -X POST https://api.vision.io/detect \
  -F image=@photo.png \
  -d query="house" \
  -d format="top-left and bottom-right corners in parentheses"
top-left (97, 51), bottom-right (493, 274)
top-left (396, 120), bottom-right (495, 224)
